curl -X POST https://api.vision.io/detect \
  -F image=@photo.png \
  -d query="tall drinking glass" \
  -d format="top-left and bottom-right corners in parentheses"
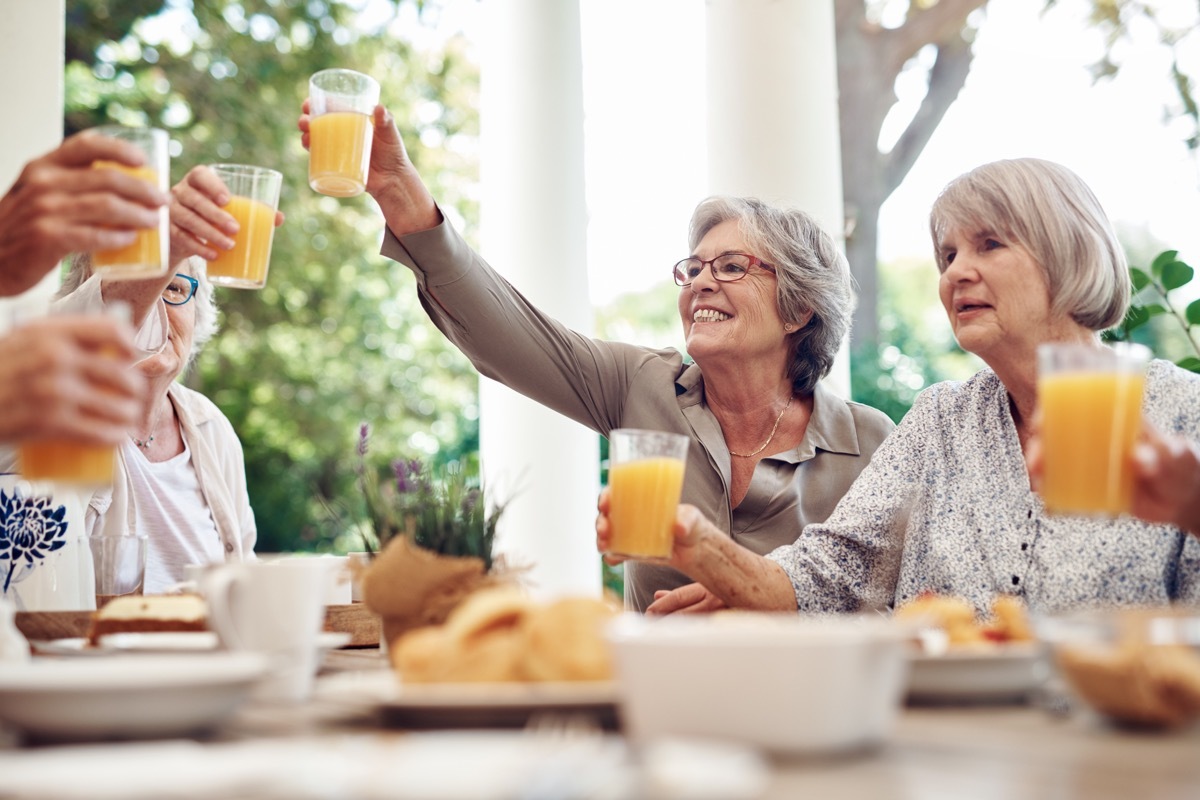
top-left (607, 429), bottom-right (689, 560)
top-left (90, 532), bottom-right (147, 609)
top-left (206, 164), bottom-right (283, 289)
top-left (1038, 342), bottom-right (1151, 517)
top-left (308, 69), bottom-right (380, 198)
top-left (16, 304), bottom-right (133, 486)
top-left (90, 126), bottom-right (170, 279)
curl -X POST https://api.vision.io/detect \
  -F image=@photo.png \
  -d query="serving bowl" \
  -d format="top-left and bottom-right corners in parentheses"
top-left (607, 613), bottom-right (910, 755)
top-left (1036, 607), bottom-right (1200, 728)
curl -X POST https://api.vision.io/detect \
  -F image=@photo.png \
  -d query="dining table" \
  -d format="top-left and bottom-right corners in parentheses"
top-left (2, 646), bottom-right (1198, 800)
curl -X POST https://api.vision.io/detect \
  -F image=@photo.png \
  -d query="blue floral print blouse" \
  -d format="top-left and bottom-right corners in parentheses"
top-left (767, 360), bottom-right (1200, 614)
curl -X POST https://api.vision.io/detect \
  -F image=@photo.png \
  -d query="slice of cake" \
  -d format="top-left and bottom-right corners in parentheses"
top-left (87, 594), bottom-right (209, 645)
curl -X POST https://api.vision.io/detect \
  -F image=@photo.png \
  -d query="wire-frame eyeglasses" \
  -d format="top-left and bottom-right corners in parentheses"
top-left (672, 253), bottom-right (776, 287)
top-left (163, 273), bottom-right (199, 306)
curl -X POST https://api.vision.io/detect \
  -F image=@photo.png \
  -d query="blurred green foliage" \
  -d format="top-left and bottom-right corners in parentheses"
top-left (850, 257), bottom-right (978, 423)
top-left (65, 0), bottom-right (483, 553)
top-left (1104, 250), bottom-right (1200, 373)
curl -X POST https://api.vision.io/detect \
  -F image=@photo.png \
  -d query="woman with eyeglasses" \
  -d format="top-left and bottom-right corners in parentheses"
top-left (599, 159), bottom-right (1200, 618)
top-left (298, 104), bottom-right (895, 611)
top-left (41, 165), bottom-right (279, 592)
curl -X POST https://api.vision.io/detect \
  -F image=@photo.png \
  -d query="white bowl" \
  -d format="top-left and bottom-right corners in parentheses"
top-left (608, 613), bottom-right (910, 755)
top-left (0, 653), bottom-right (268, 741)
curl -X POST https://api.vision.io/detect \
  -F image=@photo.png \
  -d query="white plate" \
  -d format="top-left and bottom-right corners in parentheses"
top-left (0, 653), bottom-right (269, 740)
top-left (318, 670), bottom-right (619, 728)
top-left (32, 631), bottom-right (352, 656)
top-left (906, 643), bottom-right (1048, 702)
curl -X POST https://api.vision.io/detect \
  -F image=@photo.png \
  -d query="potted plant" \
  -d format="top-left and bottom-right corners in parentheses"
top-left (349, 424), bottom-right (510, 647)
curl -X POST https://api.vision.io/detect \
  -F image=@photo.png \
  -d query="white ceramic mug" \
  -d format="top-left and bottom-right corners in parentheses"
top-left (201, 557), bottom-right (335, 703)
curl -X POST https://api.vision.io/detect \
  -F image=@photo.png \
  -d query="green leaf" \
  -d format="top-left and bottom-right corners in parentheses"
top-left (1129, 268), bottom-right (1152, 293)
top-left (1187, 299), bottom-right (1200, 327)
top-left (1143, 304), bottom-right (1168, 318)
top-left (1161, 260), bottom-right (1194, 292)
top-left (1176, 357), bottom-right (1200, 374)
top-left (1124, 305), bottom-right (1151, 333)
top-left (1150, 250), bottom-right (1180, 280)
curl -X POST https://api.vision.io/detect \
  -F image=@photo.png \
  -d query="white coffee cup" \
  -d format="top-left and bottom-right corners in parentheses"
top-left (201, 557), bottom-right (335, 703)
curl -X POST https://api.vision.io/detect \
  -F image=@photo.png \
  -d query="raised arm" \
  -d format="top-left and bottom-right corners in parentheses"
top-left (0, 130), bottom-right (168, 297)
top-left (298, 101), bottom-right (440, 236)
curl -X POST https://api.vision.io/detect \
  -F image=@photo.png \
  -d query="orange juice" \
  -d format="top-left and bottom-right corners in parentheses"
top-left (19, 440), bottom-right (115, 485)
top-left (91, 161), bottom-right (167, 277)
top-left (207, 194), bottom-right (276, 288)
top-left (309, 111), bottom-right (373, 197)
top-left (1039, 371), bottom-right (1145, 516)
top-left (608, 457), bottom-right (686, 558)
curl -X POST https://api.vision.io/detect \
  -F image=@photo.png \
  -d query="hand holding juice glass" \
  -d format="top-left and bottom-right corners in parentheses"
top-left (1037, 342), bottom-right (1151, 517)
top-left (205, 164), bottom-right (283, 289)
top-left (17, 304), bottom-right (137, 487)
top-left (308, 69), bottom-right (380, 198)
top-left (606, 429), bottom-right (689, 560)
top-left (90, 126), bottom-right (170, 279)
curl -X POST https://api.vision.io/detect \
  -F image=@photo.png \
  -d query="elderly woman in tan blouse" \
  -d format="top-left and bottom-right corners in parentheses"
top-left (298, 103), bottom-right (894, 610)
top-left (611, 158), bottom-right (1200, 617)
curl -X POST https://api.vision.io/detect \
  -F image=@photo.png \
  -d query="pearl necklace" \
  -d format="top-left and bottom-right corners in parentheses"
top-left (728, 395), bottom-right (794, 458)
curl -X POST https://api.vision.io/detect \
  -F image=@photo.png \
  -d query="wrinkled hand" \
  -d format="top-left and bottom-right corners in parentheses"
top-left (168, 165), bottom-right (285, 265)
top-left (0, 130), bottom-right (169, 297)
top-left (1131, 423), bottom-right (1200, 538)
top-left (297, 100), bottom-right (439, 236)
top-left (1023, 409), bottom-right (1044, 494)
top-left (595, 489), bottom-right (712, 571)
top-left (647, 583), bottom-right (728, 616)
top-left (0, 316), bottom-right (147, 444)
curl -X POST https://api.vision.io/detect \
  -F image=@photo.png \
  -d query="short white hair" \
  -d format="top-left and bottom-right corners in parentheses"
top-left (930, 158), bottom-right (1130, 331)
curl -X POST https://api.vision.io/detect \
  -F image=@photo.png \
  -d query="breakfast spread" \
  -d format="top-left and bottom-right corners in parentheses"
top-left (392, 587), bottom-right (619, 683)
top-left (86, 594), bottom-right (209, 645)
top-left (895, 592), bottom-right (1034, 647)
top-left (1052, 609), bottom-right (1200, 728)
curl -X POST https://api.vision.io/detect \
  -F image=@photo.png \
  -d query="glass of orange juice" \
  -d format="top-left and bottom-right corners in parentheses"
top-left (1037, 342), bottom-right (1151, 517)
top-left (607, 429), bottom-right (690, 560)
top-left (16, 304), bottom-right (133, 487)
top-left (308, 68), bottom-right (380, 198)
top-left (91, 126), bottom-right (170, 279)
top-left (206, 164), bottom-right (283, 289)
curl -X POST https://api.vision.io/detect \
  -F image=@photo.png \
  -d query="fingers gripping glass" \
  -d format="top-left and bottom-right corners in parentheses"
top-left (672, 253), bottom-right (776, 286)
top-left (162, 273), bottom-right (198, 306)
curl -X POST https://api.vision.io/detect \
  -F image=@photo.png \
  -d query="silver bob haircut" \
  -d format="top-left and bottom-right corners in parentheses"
top-left (59, 254), bottom-right (218, 368)
top-left (929, 158), bottom-right (1130, 331)
top-left (687, 196), bottom-right (854, 395)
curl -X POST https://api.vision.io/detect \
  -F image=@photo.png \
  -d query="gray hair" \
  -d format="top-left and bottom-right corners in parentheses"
top-left (687, 196), bottom-right (854, 395)
top-left (60, 254), bottom-right (218, 367)
top-left (929, 158), bottom-right (1130, 331)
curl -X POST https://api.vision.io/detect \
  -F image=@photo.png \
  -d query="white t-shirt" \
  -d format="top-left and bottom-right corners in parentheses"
top-left (122, 439), bottom-right (225, 593)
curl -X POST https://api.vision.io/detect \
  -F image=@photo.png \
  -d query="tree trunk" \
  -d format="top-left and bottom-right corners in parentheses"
top-left (835, 0), bottom-right (988, 351)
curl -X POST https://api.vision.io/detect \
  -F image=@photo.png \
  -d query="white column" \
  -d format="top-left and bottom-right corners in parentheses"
top-left (0, 0), bottom-right (65, 320)
top-left (705, 0), bottom-right (850, 395)
top-left (478, 0), bottom-right (600, 600)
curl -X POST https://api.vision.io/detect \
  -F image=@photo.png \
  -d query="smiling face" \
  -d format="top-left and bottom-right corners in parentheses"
top-left (937, 225), bottom-right (1086, 365)
top-left (137, 267), bottom-right (198, 382)
top-left (677, 219), bottom-right (787, 367)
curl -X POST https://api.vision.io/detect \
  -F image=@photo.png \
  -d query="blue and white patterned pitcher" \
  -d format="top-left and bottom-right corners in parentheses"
top-left (0, 476), bottom-right (94, 611)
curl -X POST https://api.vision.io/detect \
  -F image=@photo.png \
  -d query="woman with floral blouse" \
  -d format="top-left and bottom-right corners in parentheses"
top-left (598, 158), bottom-right (1200, 616)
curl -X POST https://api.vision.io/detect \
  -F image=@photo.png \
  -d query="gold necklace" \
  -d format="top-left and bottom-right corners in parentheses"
top-left (728, 395), bottom-right (794, 458)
